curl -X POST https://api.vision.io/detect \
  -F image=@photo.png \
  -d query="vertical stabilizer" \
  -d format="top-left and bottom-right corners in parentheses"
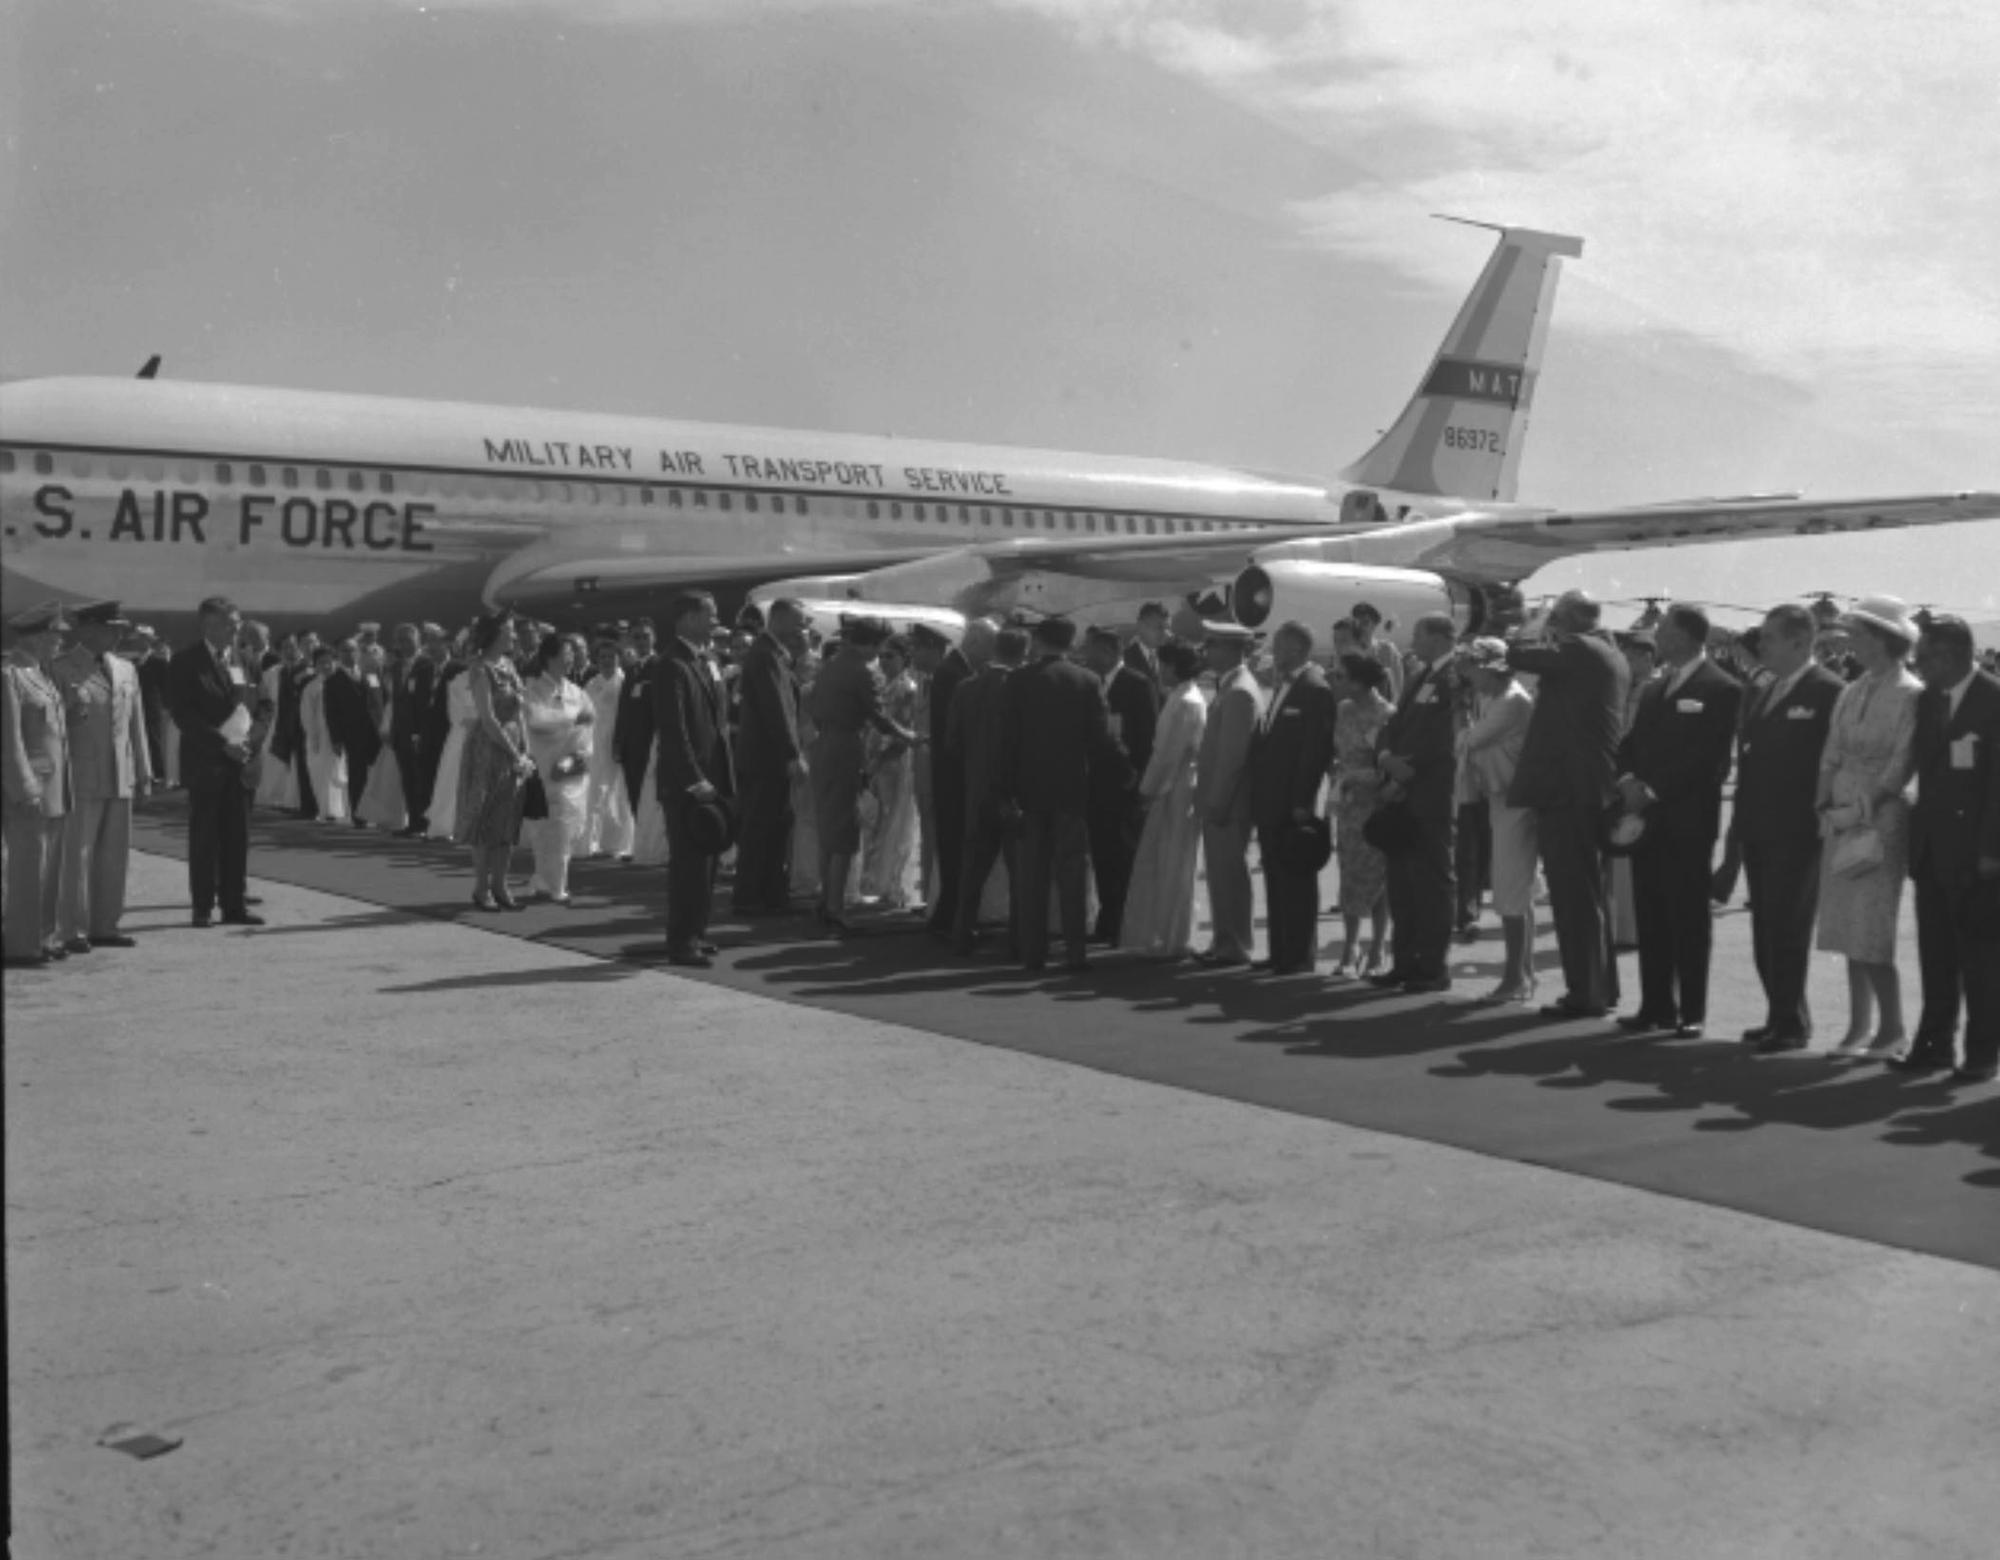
top-left (1340, 221), bottom-right (1583, 503)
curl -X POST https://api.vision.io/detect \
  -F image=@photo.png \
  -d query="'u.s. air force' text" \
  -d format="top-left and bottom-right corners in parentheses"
top-left (481, 438), bottom-right (1014, 497)
top-left (23, 486), bottom-right (435, 551)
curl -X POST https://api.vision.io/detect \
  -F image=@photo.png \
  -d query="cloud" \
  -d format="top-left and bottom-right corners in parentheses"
top-left (1011, 0), bottom-right (2000, 449)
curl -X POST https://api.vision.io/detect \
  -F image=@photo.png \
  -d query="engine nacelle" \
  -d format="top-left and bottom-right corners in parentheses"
top-left (1231, 560), bottom-right (1464, 649)
top-left (747, 577), bottom-right (968, 643)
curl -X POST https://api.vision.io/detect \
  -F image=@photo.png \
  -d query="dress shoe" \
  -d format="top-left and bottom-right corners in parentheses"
top-left (191, 912), bottom-right (214, 928)
top-left (219, 912), bottom-right (267, 927)
top-left (697, 941), bottom-right (718, 956)
top-left (1401, 975), bottom-right (1452, 994)
top-left (1540, 1000), bottom-right (1609, 1019)
top-left (1886, 1049), bottom-right (1951, 1073)
top-left (2, 952), bottom-right (53, 969)
top-left (1753, 1034), bottom-right (1812, 1056)
top-left (470, 892), bottom-right (499, 912)
top-left (90, 934), bottom-right (137, 948)
top-left (1368, 969), bottom-right (1414, 989)
top-left (64, 936), bottom-right (93, 955)
top-left (1740, 1025), bottom-right (1774, 1044)
top-left (664, 947), bottom-right (713, 969)
top-left (44, 944), bottom-right (68, 961)
top-left (1193, 948), bottom-right (1248, 967)
top-left (1949, 1063), bottom-right (1997, 1085)
top-left (1673, 1023), bottom-right (1707, 1041)
top-left (1616, 1012), bottom-right (1674, 1034)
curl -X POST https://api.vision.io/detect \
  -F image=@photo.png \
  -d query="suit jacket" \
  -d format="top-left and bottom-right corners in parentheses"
top-left (166, 639), bottom-right (253, 785)
top-left (1617, 657), bottom-right (1742, 843)
top-left (947, 663), bottom-right (1014, 809)
top-left (51, 645), bottom-right (151, 800)
top-left (1376, 657), bottom-right (1464, 821)
top-left (2, 654), bottom-right (71, 817)
top-left (655, 638), bottom-right (735, 800)
top-left (1250, 664), bottom-right (1338, 829)
top-left (1122, 640), bottom-right (1166, 709)
top-left (1909, 670), bottom-right (2000, 886)
top-left (1195, 665), bottom-right (1266, 826)
top-left (390, 656), bottom-right (436, 748)
top-left (322, 666), bottom-right (384, 765)
top-left (1731, 663), bottom-right (1842, 850)
top-left (734, 633), bottom-right (802, 775)
top-left (137, 652), bottom-right (170, 732)
top-left (998, 654), bottom-right (1126, 816)
top-left (928, 648), bottom-right (974, 778)
top-left (616, 653), bottom-right (659, 772)
top-left (1098, 664), bottom-right (1161, 804)
top-left (1505, 629), bottom-right (1630, 811)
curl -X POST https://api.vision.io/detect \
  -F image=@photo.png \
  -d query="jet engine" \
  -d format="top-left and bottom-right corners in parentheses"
top-left (1231, 561), bottom-right (1469, 649)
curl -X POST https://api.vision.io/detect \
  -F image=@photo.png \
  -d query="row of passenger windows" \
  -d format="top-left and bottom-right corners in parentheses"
top-left (0, 447), bottom-right (1220, 535)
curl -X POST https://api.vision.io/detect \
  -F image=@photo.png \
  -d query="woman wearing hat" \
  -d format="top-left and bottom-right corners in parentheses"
top-left (1814, 595), bottom-right (1924, 1056)
top-left (1324, 652), bottom-right (1394, 977)
top-left (521, 631), bottom-right (596, 904)
top-left (807, 617), bottom-right (917, 933)
top-left (1460, 638), bottom-right (1541, 1002)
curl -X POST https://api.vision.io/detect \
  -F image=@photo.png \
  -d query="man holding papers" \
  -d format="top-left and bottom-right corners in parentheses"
top-left (167, 596), bottom-right (265, 927)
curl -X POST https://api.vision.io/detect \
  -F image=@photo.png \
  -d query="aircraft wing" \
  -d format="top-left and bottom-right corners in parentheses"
top-left (1321, 491), bottom-right (2000, 584)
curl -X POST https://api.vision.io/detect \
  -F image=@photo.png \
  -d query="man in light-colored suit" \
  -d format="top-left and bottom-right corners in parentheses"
top-left (52, 600), bottom-right (154, 952)
top-left (3, 602), bottom-right (74, 968)
top-left (1194, 623), bottom-right (1266, 965)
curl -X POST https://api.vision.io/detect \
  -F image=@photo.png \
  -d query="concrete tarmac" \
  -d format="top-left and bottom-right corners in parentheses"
top-left (7, 852), bottom-right (1998, 1559)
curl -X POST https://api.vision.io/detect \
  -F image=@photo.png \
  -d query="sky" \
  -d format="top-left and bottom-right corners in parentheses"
top-left (4, 0), bottom-right (1997, 625)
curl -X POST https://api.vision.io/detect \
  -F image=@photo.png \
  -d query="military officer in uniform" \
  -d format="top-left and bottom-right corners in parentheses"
top-left (52, 600), bottom-right (155, 952)
top-left (3, 603), bottom-right (74, 968)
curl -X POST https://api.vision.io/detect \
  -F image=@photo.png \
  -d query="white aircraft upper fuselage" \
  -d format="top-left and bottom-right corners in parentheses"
top-left (6, 222), bottom-right (1994, 647)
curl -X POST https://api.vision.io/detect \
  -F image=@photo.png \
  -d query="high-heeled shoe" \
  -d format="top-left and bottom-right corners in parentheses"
top-left (470, 890), bottom-right (498, 912)
top-left (492, 890), bottom-right (523, 912)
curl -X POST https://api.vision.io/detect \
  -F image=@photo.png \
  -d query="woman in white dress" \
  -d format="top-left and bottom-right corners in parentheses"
top-left (299, 647), bottom-right (349, 825)
top-left (583, 642), bottom-right (635, 859)
top-left (1119, 641), bottom-right (1207, 958)
top-left (1816, 596), bottom-right (1924, 1056)
top-left (253, 652), bottom-right (300, 811)
top-left (631, 738), bottom-right (669, 866)
top-left (1460, 638), bottom-right (1540, 1003)
top-left (860, 637), bottom-right (922, 907)
top-left (426, 665), bottom-right (475, 841)
top-left (522, 632), bottom-right (596, 904)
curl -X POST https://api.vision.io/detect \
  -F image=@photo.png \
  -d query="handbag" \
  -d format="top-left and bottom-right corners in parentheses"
top-left (520, 769), bottom-right (550, 821)
top-left (1828, 824), bottom-right (1884, 879)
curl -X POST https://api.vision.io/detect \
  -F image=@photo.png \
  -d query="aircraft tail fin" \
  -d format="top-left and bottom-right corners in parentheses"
top-left (1340, 220), bottom-right (1583, 503)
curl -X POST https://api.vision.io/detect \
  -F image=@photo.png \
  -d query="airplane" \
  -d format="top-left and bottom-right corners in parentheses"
top-left (4, 219), bottom-right (1996, 650)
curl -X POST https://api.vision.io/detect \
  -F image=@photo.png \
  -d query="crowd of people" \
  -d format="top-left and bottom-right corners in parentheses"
top-left (5, 585), bottom-right (1997, 1084)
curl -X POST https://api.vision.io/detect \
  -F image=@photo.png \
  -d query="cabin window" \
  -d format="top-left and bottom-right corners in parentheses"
top-left (718, 491), bottom-right (732, 511)
top-left (583, 484), bottom-right (599, 505)
top-left (143, 460), bottom-right (164, 481)
top-left (0, 450), bottom-right (14, 473)
top-left (71, 456), bottom-right (94, 478)
top-left (247, 464), bottom-right (265, 486)
top-left (178, 462), bottom-right (197, 483)
top-left (796, 497), bottom-right (809, 515)
top-left (315, 469), bottom-right (332, 491)
top-left (913, 503), bottom-right (926, 522)
top-left (1145, 517), bottom-right (1159, 535)
top-left (281, 467), bottom-right (298, 489)
top-left (867, 500), bottom-right (879, 520)
top-left (379, 472), bottom-right (395, 494)
top-left (1065, 513), bottom-right (1077, 532)
top-left (33, 451), bottom-right (52, 475)
top-left (216, 463), bottom-right (232, 485)
top-left (668, 489), bottom-right (683, 508)
top-left (745, 494), bottom-right (759, 514)
top-left (890, 501), bottom-right (902, 520)
top-left (641, 487), bottom-right (654, 505)
top-left (347, 471), bottom-right (365, 492)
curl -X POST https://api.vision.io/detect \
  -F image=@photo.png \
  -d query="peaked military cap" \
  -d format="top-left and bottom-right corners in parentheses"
top-left (6, 601), bottom-right (71, 635)
top-left (69, 599), bottom-right (132, 630)
top-left (1199, 622), bottom-right (1258, 646)
top-left (907, 623), bottom-right (951, 649)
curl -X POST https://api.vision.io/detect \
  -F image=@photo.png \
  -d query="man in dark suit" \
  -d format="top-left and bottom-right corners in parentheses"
top-left (730, 597), bottom-right (808, 916)
top-left (998, 617), bottom-right (1128, 972)
top-left (1897, 615), bottom-right (2000, 1083)
top-left (616, 618), bottom-right (660, 816)
top-left (321, 637), bottom-right (383, 828)
top-left (1727, 604), bottom-right (1843, 1051)
top-left (1613, 604), bottom-right (1743, 1039)
top-left (1507, 589), bottom-right (1631, 1017)
top-left (949, 626), bottom-right (1028, 956)
top-left (917, 619), bottom-right (986, 940)
top-left (1121, 601), bottom-right (1171, 710)
top-left (1080, 626), bottom-right (1159, 945)
top-left (656, 592), bottom-right (736, 967)
top-left (165, 595), bottom-right (263, 927)
top-left (413, 626), bottom-right (455, 830)
top-left (1375, 613), bottom-right (1464, 991)
top-left (385, 622), bottom-right (436, 836)
top-left (1247, 620), bottom-right (1338, 975)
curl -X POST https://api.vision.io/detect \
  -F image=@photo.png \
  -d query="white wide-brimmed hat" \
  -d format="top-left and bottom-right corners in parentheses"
top-left (1839, 594), bottom-right (1919, 646)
